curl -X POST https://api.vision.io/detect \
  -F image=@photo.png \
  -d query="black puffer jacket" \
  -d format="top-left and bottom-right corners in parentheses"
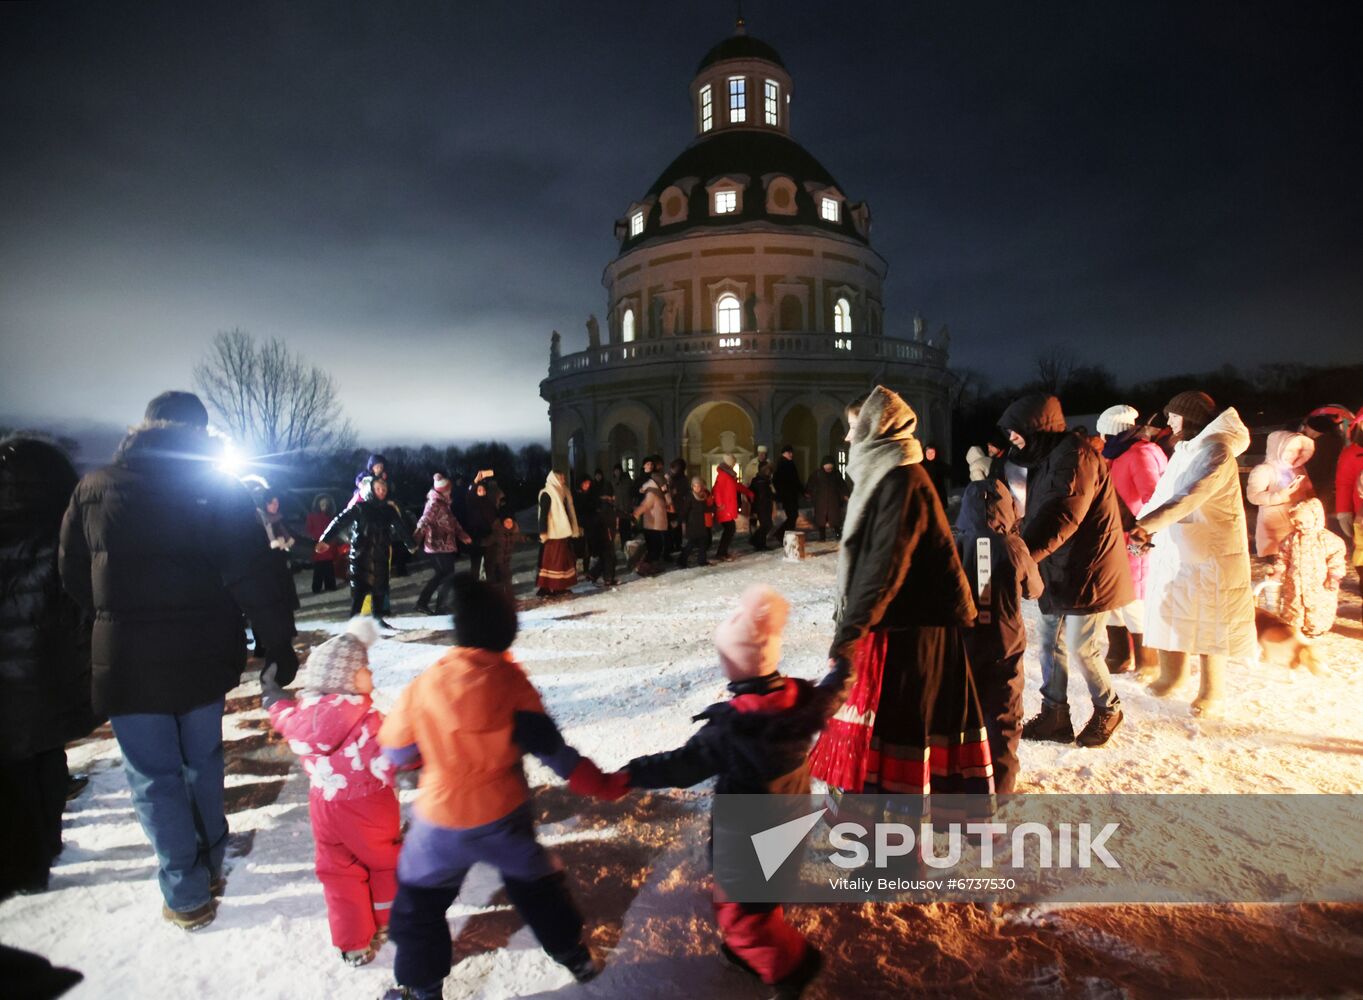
top-left (59, 423), bottom-right (297, 716)
top-left (830, 464), bottom-right (976, 660)
top-left (999, 395), bottom-right (1134, 615)
top-left (320, 496), bottom-right (415, 589)
top-left (1, 437), bottom-right (95, 760)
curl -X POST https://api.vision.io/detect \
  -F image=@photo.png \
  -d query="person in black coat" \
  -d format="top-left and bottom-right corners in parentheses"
top-left (772, 446), bottom-right (802, 530)
top-left (921, 443), bottom-right (950, 504)
top-left (464, 474), bottom-right (499, 580)
top-left (0, 436), bottom-right (95, 899)
top-left (320, 475), bottom-right (417, 625)
top-left (808, 387), bottom-right (991, 804)
top-left (999, 394), bottom-right (1134, 749)
top-left (807, 456), bottom-right (848, 542)
top-left (747, 462), bottom-right (775, 550)
top-left (59, 391), bottom-right (298, 927)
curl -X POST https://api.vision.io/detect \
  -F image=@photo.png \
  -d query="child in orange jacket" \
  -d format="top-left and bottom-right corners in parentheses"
top-left (378, 575), bottom-right (621, 1000)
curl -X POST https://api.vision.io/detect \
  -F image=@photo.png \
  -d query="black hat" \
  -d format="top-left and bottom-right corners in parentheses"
top-left (145, 391), bottom-right (209, 428)
top-left (450, 574), bottom-right (518, 652)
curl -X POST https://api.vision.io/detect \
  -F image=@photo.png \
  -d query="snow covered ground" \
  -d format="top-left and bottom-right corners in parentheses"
top-left (3, 542), bottom-right (1362, 998)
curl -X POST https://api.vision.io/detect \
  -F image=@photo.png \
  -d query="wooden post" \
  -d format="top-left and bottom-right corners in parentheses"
top-left (783, 530), bottom-right (807, 561)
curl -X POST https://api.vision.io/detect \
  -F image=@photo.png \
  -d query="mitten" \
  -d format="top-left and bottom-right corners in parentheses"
top-left (267, 643), bottom-right (300, 687)
top-left (567, 759), bottom-right (629, 801)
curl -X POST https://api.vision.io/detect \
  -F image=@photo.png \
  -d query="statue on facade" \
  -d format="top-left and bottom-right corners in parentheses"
top-left (585, 314), bottom-right (600, 348)
top-left (661, 298), bottom-right (678, 337)
top-left (550, 330), bottom-right (561, 362)
top-left (913, 314), bottom-right (926, 342)
top-left (753, 295), bottom-right (772, 332)
top-left (936, 324), bottom-right (951, 353)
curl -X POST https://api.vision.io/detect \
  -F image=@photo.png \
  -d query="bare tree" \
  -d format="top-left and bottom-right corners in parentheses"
top-left (194, 329), bottom-right (354, 458)
top-left (1033, 345), bottom-right (1077, 395)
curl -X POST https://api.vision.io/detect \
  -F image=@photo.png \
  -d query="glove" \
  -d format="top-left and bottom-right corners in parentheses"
top-left (265, 643), bottom-right (300, 688)
top-left (567, 759), bottom-right (629, 802)
top-left (259, 662), bottom-right (287, 708)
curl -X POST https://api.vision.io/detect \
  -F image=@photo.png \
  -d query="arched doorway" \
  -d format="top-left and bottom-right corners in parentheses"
top-left (827, 417), bottom-right (849, 477)
top-left (606, 423), bottom-right (640, 479)
top-left (683, 401), bottom-right (755, 486)
top-left (779, 404), bottom-right (818, 482)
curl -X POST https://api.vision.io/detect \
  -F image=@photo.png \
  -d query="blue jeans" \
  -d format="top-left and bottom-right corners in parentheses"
top-left (111, 698), bottom-right (228, 912)
top-left (1038, 612), bottom-right (1119, 712)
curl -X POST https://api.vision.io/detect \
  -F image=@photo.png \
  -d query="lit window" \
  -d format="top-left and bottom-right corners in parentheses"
top-left (630, 211), bottom-right (643, 237)
top-left (834, 298), bottom-right (852, 334)
top-left (728, 76), bottom-right (746, 123)
top-left (622, 309), bottom-right (636, 343)
top-left (714, 189), bottom-right (737, 214)
top-left (699, 84), bottom-right (713, 132)
top-left (716, 293), bottom-right (741, 335)
top-left (821, 197), bottom-right (840, 222)
top-left (764, 80), bottom-right (779, 126)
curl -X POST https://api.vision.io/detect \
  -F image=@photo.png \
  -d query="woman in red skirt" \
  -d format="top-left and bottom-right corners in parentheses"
top-left (536, 470), bottom-right (582, 596)
top-left (809, 386), bottom-right (994, 809)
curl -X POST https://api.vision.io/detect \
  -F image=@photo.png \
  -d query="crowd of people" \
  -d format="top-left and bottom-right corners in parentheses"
top-left (2, 382), bottom-right (1360, 1000)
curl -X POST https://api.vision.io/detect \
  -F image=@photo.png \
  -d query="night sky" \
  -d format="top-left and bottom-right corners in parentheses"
top-left (2, 1), bottom-right (1360, 447)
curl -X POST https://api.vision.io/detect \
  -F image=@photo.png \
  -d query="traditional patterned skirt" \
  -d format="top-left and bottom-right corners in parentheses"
top-left (536, 538), bottom-right (578, 593)
top-left (809, 626), bottom-right (994, 801)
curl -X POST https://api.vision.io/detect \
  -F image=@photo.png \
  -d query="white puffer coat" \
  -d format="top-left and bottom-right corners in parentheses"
top-left (1137, 408), bottom-right (1256, 660)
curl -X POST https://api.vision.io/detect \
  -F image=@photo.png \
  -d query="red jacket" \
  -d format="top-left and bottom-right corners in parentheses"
top-left (711, 465), bottom-right (754, 524)
top-left (270, 693), bottom-right (396, 802)
top-left (1335, 443), bottom-right (1363, 516)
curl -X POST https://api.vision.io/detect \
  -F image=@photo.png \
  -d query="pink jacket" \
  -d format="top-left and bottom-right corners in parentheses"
top-left (269, 693), bottom-right (396, 801)
top-left (413, 489), bottom-right (472, 554)
top-left (1109, 439), bottom-right (1167, 599)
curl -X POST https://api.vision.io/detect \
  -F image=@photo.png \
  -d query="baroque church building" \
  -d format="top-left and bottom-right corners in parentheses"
top-left (540, 22), bottom-right (955, 484)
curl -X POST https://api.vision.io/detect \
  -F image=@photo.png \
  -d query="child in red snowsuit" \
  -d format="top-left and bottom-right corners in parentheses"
top-left (264, 617), bottom-right (400, 967)
top-left (613, 586), bottom-right (853, 997)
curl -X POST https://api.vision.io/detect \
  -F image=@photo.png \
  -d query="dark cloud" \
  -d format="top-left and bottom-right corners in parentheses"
top-left (2, 1), bottom-right (1359, 444)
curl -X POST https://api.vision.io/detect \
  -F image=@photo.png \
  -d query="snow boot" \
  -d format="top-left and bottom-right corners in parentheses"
top-left (161, 901), bottom-right (216, 932)
top-left (340, 945), bottom-right (377, 967)
top-left (1131, 632), bottom-right (1157, 670)
top-left (1147, 650), bottom-right (1188, 697)
top-left (65, 774), bottom-right (89, 801)
top-left (1191, 654), bottom-right (1225, 717)
top-left (770, 945), bottom-right (823, 1000)
top-left (1075, 706), bottom-right (1123, 748)
top-left (381, 986), bottom-right (442, 1000)
top-left (1021, 703), bottom-right (1073, 743)
top-left (413, 602), bottom-right (433, 616)
top-left (553, 944), bottom-right (600, 983)
top-left (1104, 625), bottom-right (1133, 673)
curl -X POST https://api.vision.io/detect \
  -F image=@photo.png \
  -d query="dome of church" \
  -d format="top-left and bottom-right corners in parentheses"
top-left (695, 32), bottom-right (785, 73)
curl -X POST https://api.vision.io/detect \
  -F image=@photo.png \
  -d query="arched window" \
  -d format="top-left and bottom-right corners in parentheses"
top-left (622, 308), bottom-right (636, 343)
top-left (716, 293), bottom-right (741, 335)
top-left (834, 297), bottom-right (852, 334)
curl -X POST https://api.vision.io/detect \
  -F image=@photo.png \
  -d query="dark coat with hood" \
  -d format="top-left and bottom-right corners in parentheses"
top-left (998, 394), bottom-right (1134, 616)
top-left (955, 478), bottom-right (1044, 663)
top-left (1, 437), bottom-right (96, 760)
top-left (320, 485), bottom-right (415, 590)
top-left (59, 422), bottom-right (298, 716)
top-left (773, 456), bottom-right (802, 504)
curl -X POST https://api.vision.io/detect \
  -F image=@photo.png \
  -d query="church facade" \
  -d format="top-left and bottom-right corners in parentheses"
top-left (540, 23), bottom-right (955, 485)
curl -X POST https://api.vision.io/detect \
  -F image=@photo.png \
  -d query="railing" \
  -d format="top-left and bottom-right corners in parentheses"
top-left (547, 332), bottom-right (947, 377)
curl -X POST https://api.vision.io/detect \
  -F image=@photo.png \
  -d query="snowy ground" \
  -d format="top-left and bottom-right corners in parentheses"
top-left (3, 542), bottom-right (1362, 998)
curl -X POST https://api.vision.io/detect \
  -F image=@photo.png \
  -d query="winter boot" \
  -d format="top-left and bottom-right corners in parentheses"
top-left (1191, 654), bottom-right (1226, 717)
top-left (1131, 632), bottom-right (1158, 670)
top-left (554, 944), bottom-right (600, 983)
top-left (340, 945), bottom-right (377, 967)
top-left (771, 945), bottom-right (823, 1000)
top-left (1021, 703), bottom-right (1074, 743)
top-left (161, 901), bottom-right (216, 932)
top-left (1147, 650), bottom-right (1188, 697)
top-left (413, 601), bottom-right (433, 616)
top-left (65, 774), bottom-right (89, 801)
top-left (1104, 625), bottom-right (1133, 673)
top-left (1075, 706), bottom-right (1124, 748)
